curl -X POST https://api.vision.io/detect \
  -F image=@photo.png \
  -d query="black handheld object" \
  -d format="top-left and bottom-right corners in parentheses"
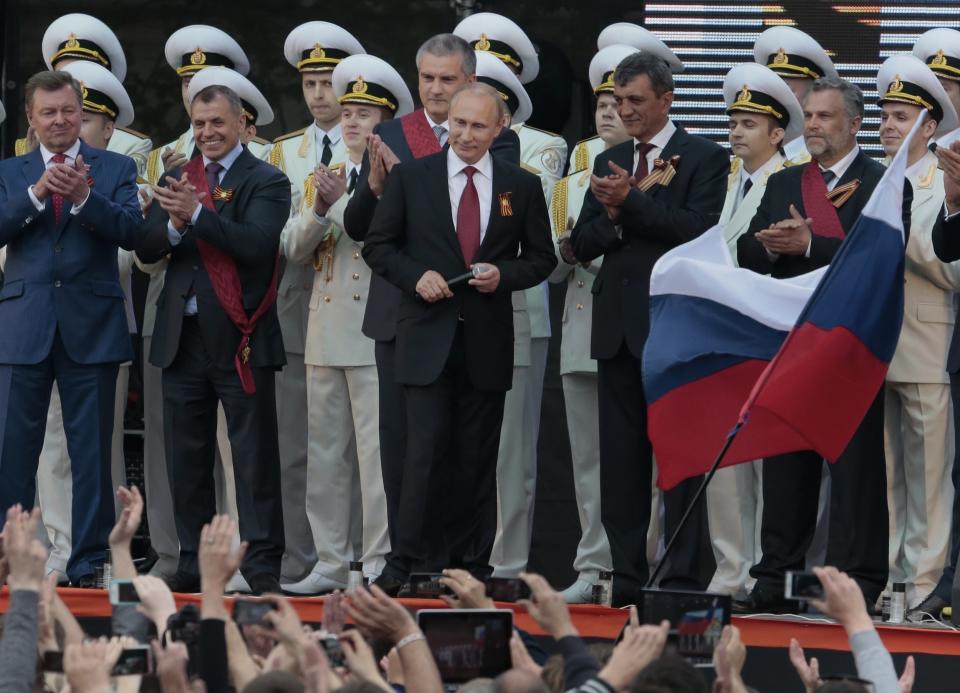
top-left (484, 577), bottom-right (531, 603)
top-left (446, 264), bottom-right (486, 287)
top-left (405, 572), bottom-right (452, 598)
top-left (109, 579), bottom-right (140, 605)
top-left (785, 571), bottom-right (824, 601)
top-left (233, 598), bottom-right (278, 626)
top-left (417, 609), bottom-right (513, 683)
top-left (636, 589), bottom-right (731, 665)
top-left (113, 647), bottom-right (153, 675)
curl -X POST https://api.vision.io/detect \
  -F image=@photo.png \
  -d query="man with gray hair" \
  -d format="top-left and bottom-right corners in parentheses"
top-left (571, 51), bottom-right (729, 602)
top-left (136, 83), bottom-right (291, 595)
top-left (362, 82), bottom-right (555, 588)
top-left (736, 76), bottom-right (912, 613)
top-left (344, 34), bottom-right (520, 594)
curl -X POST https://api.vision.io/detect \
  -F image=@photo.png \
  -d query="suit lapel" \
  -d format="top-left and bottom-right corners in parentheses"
top-left (426, 153), bottom-right (460, 259)
top-left (214, 148), bottom-right (256, 214)
top-left (836, 153), bottom-right (869, 228)
top-left (478, 158), bottom-right (510, 257)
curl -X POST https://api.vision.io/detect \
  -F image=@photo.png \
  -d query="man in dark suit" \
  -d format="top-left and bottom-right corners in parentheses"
top-left (344, 34), bottom-right (519, 581)
top-left (136, 84), bottom-right (290, 594)
top-left (736, 76), bottom-right (910, 612)
top-left (362, 82), bottom-right (555, 586)
top-left (0, 70), bottom-right (142, 585)
top-left (570, 52), bottom-right (728, 603)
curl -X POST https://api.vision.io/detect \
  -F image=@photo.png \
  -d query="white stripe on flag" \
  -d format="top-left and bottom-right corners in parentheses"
top-left (649, 225), bottom-right (827, 333)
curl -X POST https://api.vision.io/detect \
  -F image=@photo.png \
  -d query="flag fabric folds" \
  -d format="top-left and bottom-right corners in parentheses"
top-left (645, 124), bottom-right (911, 491)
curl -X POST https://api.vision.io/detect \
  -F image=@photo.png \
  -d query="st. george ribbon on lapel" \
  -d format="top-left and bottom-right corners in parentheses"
top-left (181, 155), bottom-right (279, 394)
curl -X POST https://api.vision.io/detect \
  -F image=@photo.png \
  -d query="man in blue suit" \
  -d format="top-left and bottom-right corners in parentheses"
top-left (0, 70), bottom-right (142, 586)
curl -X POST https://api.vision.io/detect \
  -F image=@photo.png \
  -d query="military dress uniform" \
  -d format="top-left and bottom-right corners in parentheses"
top-left (272, 22), bottom-right (364, 589)
top-left (705, 63), bottom-right (803, 597)
top-left (877, 56), bottom-right (960, 607)
top-left (915, 29), bottom-right (960, 151)
top-left (283, 53), bottom-right (409, 595)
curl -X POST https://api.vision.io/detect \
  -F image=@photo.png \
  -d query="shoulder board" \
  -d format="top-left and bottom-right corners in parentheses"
top-left (783, 153), bottom-right (811, 167)
top-left (551, 175), bottom-right (570, 236)
top-left (521, 162), bottom-right (542, 175)
top-left (575, 136), bottom-right (599, 146)
top-left (250, 136), bottom-right (271, 145)
top-left (15, 137), bottom-right (29, 157)
top-left (572, 137), bottom-right (599, 173)
top-left (521, 124), bottom-right (562, 138)
top-left (273, 127), bottom-right (308, 143)
top-left (118, 126), bottom-right (150, 139)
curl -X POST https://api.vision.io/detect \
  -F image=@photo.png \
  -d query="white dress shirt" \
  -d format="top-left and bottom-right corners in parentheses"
top-left (818, 144), bottom-right (860, 192)
top-left (166, 140), bottom-right (245, 315)
top-left (315, 122), bottom-right (343, 154)
top-left (28, 139), bottom-right (90, 214)
top-left (448, 147), bottom-right (493, 243)
top-left (735, 151), bottom-right (785, 212)
top-left (632, 120), bottom-right (677, 176)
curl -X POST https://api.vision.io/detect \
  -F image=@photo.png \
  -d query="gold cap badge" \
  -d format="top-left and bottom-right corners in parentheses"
top-left (475, 33), bottom-right (491, 51)
top-left (932, 49), bottom-right (947, 67)
top-left (310, 43), bottom-right (326, 59)
top-left (773, 47), bottom-right (788, 66)
top-left (190, 47), bottom-right (206, 66)
top-left (65, 33), bottom-right (80, 49)
top-left (352, 76), bottom-right (368, 94)
top-left (737, 85), bottom-right (751, 102)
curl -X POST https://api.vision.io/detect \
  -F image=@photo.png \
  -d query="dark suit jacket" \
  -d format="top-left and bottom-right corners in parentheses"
top-left (345, 109), bottom-right (521, 342)
top-left (361, 150), bottom-right (556, 391)
top-left (738, 150), bottom-right (912, 278)
top-left (0, 141), bottom-right (142, 365)
top-left (931, 210), bottom-right (960, 372)
top-left (136, 147), bottom-right (291, 370)
top-left (570, 127), bottom-right (729, 361)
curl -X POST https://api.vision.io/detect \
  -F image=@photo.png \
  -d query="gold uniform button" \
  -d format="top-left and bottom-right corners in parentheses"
top-left (353, 294), bottom-right (361, 301)
top-left (353, 252), bottom-right (360, 259)
top-left (577, 280), bottom-right (584, 288)
top-left (323, 296), bottom-right (331, 303)
top-left (352, 273), bottom-right (360, 280)
top-left (576, 303), bottom-right (583, 310)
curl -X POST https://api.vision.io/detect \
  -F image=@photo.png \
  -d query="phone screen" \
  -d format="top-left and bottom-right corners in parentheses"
top-left (417, 609), bottom-right (513, 683)
top-left (112, 647), bottom-right (152, 675)
top-left (233, 598), bottom-right (277, 625)
top-left (637, 590), bottom-right (731, 665)
top-left (785, 571), bottom-right (824, 601)
top-left (483, 577), bottom-right (531, 603)
top-left (110, 579), bottom-right (140, 604)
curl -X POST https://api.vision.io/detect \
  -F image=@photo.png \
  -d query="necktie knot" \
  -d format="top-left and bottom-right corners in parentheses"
top-left (463, 165), bottom-right (477, 181)
top-left (636, 142), bottom-right (655, 158)
top-left (205, 162), bottom-right (223, 177)
top-left (51, 153), bottom-right (67, 165)
top-left (347, 168), bottom-right (359, 194)
top-left (820, 168), bottom-right (837, 186)
top-left (433, 125), bottom-right (448, 145)
top-left (634, 142), bottom-right (655, 180)
top-left (322, 134), bottom-right (331, 147)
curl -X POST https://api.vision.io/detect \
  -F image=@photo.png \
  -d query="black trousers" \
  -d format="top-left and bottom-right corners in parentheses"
top-left (597, 342), bottom-right (706, 599)
top-left (384, 323), bottom-right (505, 579)
top-left (375, 339), bottom-right (405, 549)
top-left (751, 391), bottom-right (888, 602)
top-left (933, 372), bottom-right (960, 601)
top-left (161, 317), bottom-right (284, 580)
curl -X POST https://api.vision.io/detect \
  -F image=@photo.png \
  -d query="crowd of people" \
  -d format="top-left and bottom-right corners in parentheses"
top-left (4, 9), bottom-right (960, 637)
top-left (0, 482), bottom-right (917, 692)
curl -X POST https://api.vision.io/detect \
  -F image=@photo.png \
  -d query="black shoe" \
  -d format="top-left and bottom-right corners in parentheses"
top-left (71, 573), bottom-right (99, 589)
top-left (248, 574), bottom-right (282, 596)
top-left (374, 573), bottom-right (405, 597)
top-left (732, 589), bottom-right (796, 615)
top-left (164, 572), bottom-right (201, 594)
top-left (908, 593), bottom-right (949, 622)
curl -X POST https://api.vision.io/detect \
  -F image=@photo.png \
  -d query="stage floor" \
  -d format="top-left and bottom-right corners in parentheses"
top-left (4, 589), bottom-right (960, 690)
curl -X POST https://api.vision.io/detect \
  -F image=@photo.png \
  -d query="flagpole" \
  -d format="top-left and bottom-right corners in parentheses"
top-left (645, 419), bottom-right (745, 589)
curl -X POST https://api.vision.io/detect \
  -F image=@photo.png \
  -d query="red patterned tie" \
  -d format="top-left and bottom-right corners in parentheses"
top-left (456, 165), bottom-right (481, 267)
top-left (205, 162), bottom-right (223, 197)
top-left (634, 142), bottom-right (655, 180)
top-left (51, 153), bottom-right (66, 223)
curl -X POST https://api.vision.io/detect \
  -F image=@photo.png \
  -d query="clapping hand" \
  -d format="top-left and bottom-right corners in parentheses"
top-left (756, 204), bottom-right (813, 256)
top-left (938, 141), bottom-right (960, 215)
top-left (312, 165), bottom-right (347, 216)
top-left (154, 173), bottom-right (205, 229)
top-left (346, 585), bottom-right (419, 644)
top-left (518, 572), bottom-right (577, 639)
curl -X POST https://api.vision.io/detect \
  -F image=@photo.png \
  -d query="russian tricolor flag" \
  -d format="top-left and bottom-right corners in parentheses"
top-left (645, 127), bottom-right (911, 491)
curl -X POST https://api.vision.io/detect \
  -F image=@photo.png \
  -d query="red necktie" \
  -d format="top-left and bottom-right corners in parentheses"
top-left (51, 153), bottom-right (66, 223)
top-left (634, 142), bottom-right (655, 180)
top-left (205, 162), bottom-right (223, 197)
top-left (457, 165), bottom-right (481, 267)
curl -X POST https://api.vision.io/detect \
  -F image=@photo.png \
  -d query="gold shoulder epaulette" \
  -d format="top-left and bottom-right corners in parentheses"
top-left (785, 152), bottom-right (812, 166)
top-left (146, 148), bottom-right (162, 185)
top-left (573, 137), bottom-right (598, 173)
top-left (918, 162), bottom-right (937, 189)
top-left (118, 126), bottom-right (150, 139)
top-left (551, 175), bottom-right (570, 236)
top-left (521, 161), bottom-right (542, 175)
top-left (270, 142), bottom-right (285, 171)
top-left (728, 157), bottom-right (742, 190)
top-left (273, 127), bottom-right (308, 143)
top-left (14, 137), bottom-right (28, 156)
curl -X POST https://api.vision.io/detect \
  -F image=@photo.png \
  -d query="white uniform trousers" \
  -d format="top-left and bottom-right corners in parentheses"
top-left (275, 351), bottom-right (316, 581)
top-left (304, 364), bottom-right (388, 582)
top-left (37, 366), bottom-right (129, 574)
top-left (706, 460), bottom-right (763, 597)
top-left (885, 381), bottom-right (955, 606)
top-left (561, 373), bottom-right (613, 580)
top-left (491, 365), bottom-right (535, 576)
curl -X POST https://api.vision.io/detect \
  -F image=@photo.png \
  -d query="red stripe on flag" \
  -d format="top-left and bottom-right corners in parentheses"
top-left (732, 322), bottom-right (887, 465)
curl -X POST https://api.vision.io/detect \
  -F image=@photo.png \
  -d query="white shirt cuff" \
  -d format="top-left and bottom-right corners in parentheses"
top-left (28, 186), bottom-right (46, 212)
top-left (804, 237), bottom-right (812, 258)
top-left (166, 220), bottom-right (185, 246)
top-left (190, 202), bottom-right (203, 225)
top-left (70, 188), bottom-right (91, 215)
